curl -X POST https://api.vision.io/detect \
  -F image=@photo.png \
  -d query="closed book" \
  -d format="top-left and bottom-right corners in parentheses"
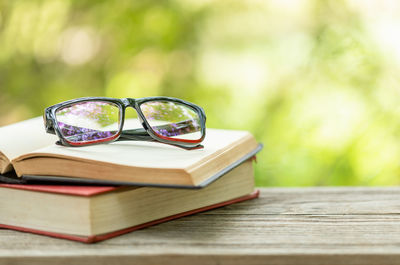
top-left (0, 159), bottom-right (258, 243)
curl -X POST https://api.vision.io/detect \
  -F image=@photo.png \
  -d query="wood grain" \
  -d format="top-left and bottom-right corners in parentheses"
top-left (1, 187), bottom-right (400, 265)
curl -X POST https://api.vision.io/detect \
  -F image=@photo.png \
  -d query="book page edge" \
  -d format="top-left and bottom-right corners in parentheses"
top-left (0, 151), bottom-right (13, 174)
top-left (11, 153), bottom-right (194, 186)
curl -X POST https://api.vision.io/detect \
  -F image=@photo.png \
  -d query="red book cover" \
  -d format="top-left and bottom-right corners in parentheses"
top-left (0, 183), bottom-right (118, 196)
top-left (0, 184), bottom-right (259, 243)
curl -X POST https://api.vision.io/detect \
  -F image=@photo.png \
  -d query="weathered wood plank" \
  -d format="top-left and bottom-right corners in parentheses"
top-left (1, 187), bottom-right (400, 265)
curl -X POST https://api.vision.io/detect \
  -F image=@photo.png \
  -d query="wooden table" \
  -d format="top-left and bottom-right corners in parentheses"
top-left (1, 187), bottom-right (400, 265)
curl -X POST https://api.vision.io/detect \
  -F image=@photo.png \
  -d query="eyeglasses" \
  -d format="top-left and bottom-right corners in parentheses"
top-left (43, 97), bottom-right (206, 150)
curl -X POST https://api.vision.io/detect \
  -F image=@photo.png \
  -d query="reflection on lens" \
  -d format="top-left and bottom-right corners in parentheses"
top-left (140, 101), bottom-right (202, 141)
top-left (55, 101), bottom-right (120, 143)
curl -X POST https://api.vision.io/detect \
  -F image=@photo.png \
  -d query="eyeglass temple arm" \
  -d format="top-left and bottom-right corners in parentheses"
top-left (120, 119), bottom-right (198, 139)
top-left (118, 120), bottom-right (203, 150)
top-left (117, 129), bottom-right (202, 150)
top-left (117, 129), bottom-right (154, 141)
top-left (55, 120), bottom-right (202, 150)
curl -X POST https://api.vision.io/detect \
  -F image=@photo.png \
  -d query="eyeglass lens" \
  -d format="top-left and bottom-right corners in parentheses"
top-left (55, 101), bottom-right (121, 143)
top-left (140, 101), bottom-right (202, 141)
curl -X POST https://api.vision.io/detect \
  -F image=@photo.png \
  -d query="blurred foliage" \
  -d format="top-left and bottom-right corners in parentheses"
top-left (1, 0), bottom-right (400, 186)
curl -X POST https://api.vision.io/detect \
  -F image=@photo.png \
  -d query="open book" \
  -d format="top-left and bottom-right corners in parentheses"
top-left (0, 117), bottom-right (262, 188)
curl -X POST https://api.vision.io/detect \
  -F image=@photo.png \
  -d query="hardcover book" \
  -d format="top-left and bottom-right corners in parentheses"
top-left (0, 117), bottom-right (262, 188)
top-left (0, 160), bottom-right (259, 243)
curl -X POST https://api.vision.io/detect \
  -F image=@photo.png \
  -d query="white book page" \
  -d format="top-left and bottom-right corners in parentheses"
top-left (21, 129), bottom-right (253, 169)
top-left (0, 117), bottom-right (58, 161)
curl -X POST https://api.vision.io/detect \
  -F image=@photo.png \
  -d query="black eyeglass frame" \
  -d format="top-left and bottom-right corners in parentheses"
top-left (44, 96), bottom-right (206, 150)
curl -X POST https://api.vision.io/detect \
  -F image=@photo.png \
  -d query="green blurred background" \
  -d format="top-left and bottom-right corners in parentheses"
top-left (1, 0), bottom-right (400, 186)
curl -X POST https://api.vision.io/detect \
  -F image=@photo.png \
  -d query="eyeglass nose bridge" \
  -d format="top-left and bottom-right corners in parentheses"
top-left (120, 98), bottom-right (148, 128)
top-left (121, 98), bottom-right (136, 108)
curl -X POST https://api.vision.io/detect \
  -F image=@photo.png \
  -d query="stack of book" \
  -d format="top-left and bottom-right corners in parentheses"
top-left (0, 118), bottom-right (262, 243)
